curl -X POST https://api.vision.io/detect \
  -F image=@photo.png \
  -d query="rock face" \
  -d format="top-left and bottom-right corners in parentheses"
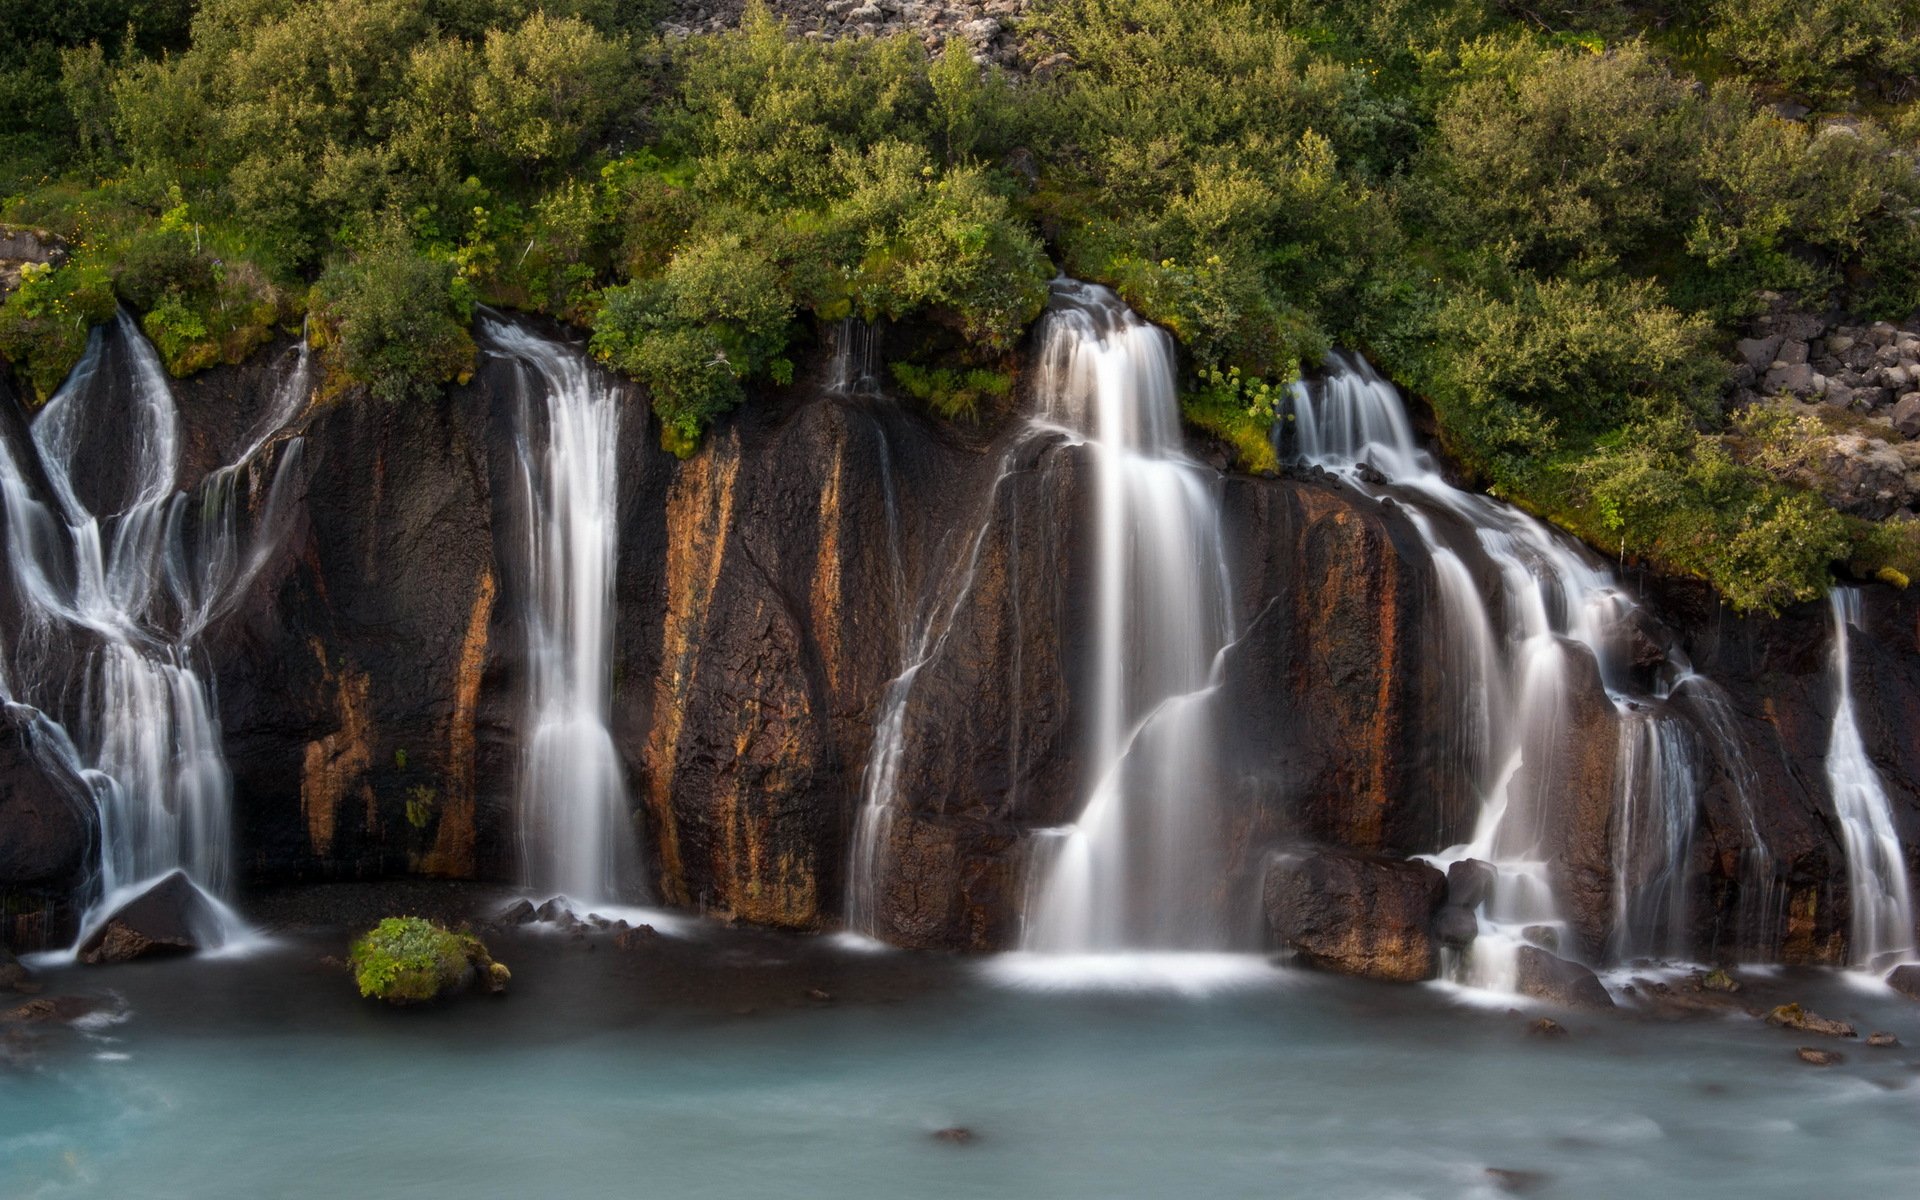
top-left (1889, 964), bottom-right (1920, 1000)
top-left (0, 709), bottom-right (98, 951)
top-left (1263, 850), bottom-right (1447, 982)
top-left (1514, 947), bottom-right (1615, 1011)
top-left (3, 313), bottom-right (1918, 975)
top-left (76, 872), bottom-right (221, 965)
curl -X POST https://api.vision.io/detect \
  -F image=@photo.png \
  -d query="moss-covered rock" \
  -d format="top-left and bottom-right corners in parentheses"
top-left (347, 917), bottom-right (507, 1005)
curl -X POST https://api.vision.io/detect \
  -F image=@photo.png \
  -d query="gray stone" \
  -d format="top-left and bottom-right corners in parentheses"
top-left (1515, 946), bottom-right (1615, 1010)
top-left (1775, 339), bottom-right (1809, 366)
top-left (1823, 381), bottom-right (1853, 409)
top-left (1763, 363), bottom-right (1816, 397)
top-left (1892, 394), bottom-right (1920, 439)
top-left (1433, 904), bottom-right (1479, 949)
top-left (1737, 336), bottom-right (1783, 373)
top-left (1889, 964), bottom-right (1920, 1000)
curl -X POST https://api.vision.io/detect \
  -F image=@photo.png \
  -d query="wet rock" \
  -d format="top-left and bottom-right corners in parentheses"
top-left (1520, 925), bottom-right (1559, 952)
top-left (1866, 1031), bottom-right (1900, 1048)
top-left (613, 924), bottom-right (658, 951)
top-left (0, 710), bottom-right (98, 897)
top-left (1525, 1017), bottom-right (1568, 1039)
top-left (1263, 850), bottom-right (1446, 983)
top-left (1701, 968), bottom-right (1741, 993)
top-left (1514, 946), bottom-right (1615, 1010)
top-left (1765, 1003), bottom-right (1856, 1038)
top-left (1887, 965), bottom-right (1920, 1000)
top-left (1433, 904), bottom-right (1479, 950)
top-left (77, 872), bottom-right (221, 965)
top-left (932, 1127), bottom-right (977, 1145)
top-left (805, 987), bottom-right (832, 1002)
top-left (500, 899), bottom-right (536, 925)
top-left (1796, 1046), bottom-right (1842, 1066)
top-left (1447, 859), bottom-right (1496, 910)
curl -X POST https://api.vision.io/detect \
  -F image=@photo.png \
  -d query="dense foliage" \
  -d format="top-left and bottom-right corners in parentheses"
top-left (4, 0), bottom-right (1920, 610)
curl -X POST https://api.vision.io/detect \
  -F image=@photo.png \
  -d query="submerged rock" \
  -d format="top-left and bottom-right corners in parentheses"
top-left (1796, 1047), bottom-right (1842, 1066)
top-left (1485, 1167), bottom-right (1550, 1195)
top-left (1514, 947), bottom-right (1614, 1010)
top-left (1525, 1017), bottom-right (1568, 1039)
top-left (77, 872), bottom-right (221, 965)
top-left (932, 1127), bottom-right (978, 1145)
top-left (1765, 1003), bottom-right (1856, 1038)
top-left (0, 994), bottom-right (104, 1024)
top-left (1700, 968), bottom-right (1741, 993)
top-left (1263, 850), bottom-right (1446, 983)
top-left (1866, 1031), bottom-right (1900, 1048)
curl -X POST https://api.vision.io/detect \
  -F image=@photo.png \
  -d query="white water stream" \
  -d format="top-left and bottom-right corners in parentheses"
top-left (0, 314), bottom-right (308, 947)
top-left (1824, 588), bottom-right (1915, 969)
top-left (483, 318), bottom-right (635, 906)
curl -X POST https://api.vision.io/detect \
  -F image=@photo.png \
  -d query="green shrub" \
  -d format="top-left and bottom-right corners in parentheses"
top-left (1181, 363), bottom-right (1290, 474)
top-left (316, 226), bottom-right (475, 403)
top-left (347, 916), bottom-right (504, 1004)
top-left (1707, 0), bottom-right (1920, 104)
top-left (889, 361), bottom-right (1011, 423)
top-left (0, 255), bottom-right (118, 404)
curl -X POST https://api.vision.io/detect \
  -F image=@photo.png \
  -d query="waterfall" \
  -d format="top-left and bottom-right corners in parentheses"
top-left (0, 314), bottom-right (309, 946)
top-left (825, 319), bottom-right (883, 398)
top-left (1824, 589), bottom-right (1915, 969)
top-left (1019, 281), bottom-right (1236, 952)
top-left (1291, 355), bottom-right (1733, 982)
top-left (481, 317), bottom-right (635, 905)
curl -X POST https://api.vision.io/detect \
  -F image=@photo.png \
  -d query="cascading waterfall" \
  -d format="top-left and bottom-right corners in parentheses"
top-left (482, 318), bottom-right (635, 905)
top-left (0, 313), bottom-right (309, 945)
top-left (1823, 589), bottom-right (1915, 969)
top-left (1019, 282), bottom-right (1236, 953)
top-left (1290, 354), bottom-right (1739, 984)
top-left (846, 282), bottom-right (1240, 952)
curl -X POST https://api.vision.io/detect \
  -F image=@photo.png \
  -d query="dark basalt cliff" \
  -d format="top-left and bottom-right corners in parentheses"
top-left (2, 321), bottom-right (1916, 965)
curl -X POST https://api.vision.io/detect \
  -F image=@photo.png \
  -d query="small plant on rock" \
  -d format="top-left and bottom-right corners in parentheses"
top-left (347, 916), bottom-right (508, 1005)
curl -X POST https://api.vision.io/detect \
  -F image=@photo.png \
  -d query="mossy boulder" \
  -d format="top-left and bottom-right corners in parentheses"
top-left (347, 917), bottom-right (508, 1005)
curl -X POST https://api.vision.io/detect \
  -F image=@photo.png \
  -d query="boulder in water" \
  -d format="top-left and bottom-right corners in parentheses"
top-left (932, 1127), bottom-right (977, 1145)
top-left (1796, 1047), bottom-right (1842, 1066)
top-left (1514, 947), bottom-right (1614, 1010)
top-left (77, 872), bottom-right (222, 965)
top-left (348, 916), bottom-right (507, 1005)
top-left (1446, 859), bottom-right (1495, 910)
top-left (1700, 968), bottom-right (1741, 993)
top-left (1866, 1031), bottom-right (1900, 1047)
top-left (1263, 850), bottom-right (1446, 983)
top-left (1765, 1003), bottom-right (1855, 1038)
top-left (1886, 964), bottom-right (1920, 1000)
top-left (1433, 904), bottom-right (1479, 949)
top-left (500, 899), bottom-right (536, 925)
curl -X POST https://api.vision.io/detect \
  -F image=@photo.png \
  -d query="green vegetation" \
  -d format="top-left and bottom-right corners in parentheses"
top-left (347, 916), bottom-right (506, 1003)
top-left (4, 0), bottom-right (1920, 609)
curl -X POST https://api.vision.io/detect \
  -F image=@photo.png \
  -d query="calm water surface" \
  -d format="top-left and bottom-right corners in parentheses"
top-left (4, 904), bottom-right (1917, 1200)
